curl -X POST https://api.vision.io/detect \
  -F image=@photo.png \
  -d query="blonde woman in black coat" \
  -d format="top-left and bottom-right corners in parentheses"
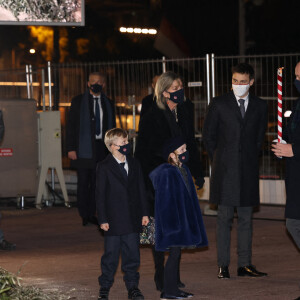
top-left (135, 71), bottom-right (205, 292)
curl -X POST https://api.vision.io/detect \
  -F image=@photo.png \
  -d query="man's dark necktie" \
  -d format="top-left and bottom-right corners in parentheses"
top-left (120, 162), bottom-right (127, 177)
top-left (94, 97), bottom-right (101, 135)
top-left (238, 99), bottom-right (246, 118)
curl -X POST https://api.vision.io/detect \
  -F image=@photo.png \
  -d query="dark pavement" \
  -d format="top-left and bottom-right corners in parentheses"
top-left (0, 201), bottom-right (299, 300)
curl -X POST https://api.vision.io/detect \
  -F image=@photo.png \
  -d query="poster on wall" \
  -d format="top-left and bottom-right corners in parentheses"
top-left (0, 0), bottom-right (84, 26)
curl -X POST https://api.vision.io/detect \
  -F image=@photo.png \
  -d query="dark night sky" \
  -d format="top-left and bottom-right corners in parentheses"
top-left (161, 0), bottom-right (300, 56)
top-left (0, 0), bottom-right (299, 64)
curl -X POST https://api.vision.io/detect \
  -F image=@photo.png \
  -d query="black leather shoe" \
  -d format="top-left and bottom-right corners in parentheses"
top-left (237, 265), bottom-right (268, 277)
top-left (177, 281), bottom-right (185, 288)
top-left (128, 287), bottom-right (144, 300)
top-left (160, 292), bottom-right (188, 299)
top-left (218, 266), bottom-right (230, 279)
top-left (155, 281), bottom-right (163, 291)
top-left (98, 287), bottom-right (109, 299)
top-left (82, 218), bottom-right (89, 226)
top-left (178, 290), bottom-right (193, 298)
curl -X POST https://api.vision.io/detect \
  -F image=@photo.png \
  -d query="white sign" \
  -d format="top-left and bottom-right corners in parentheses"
top-left (188, 81), bottom-right (202, 87)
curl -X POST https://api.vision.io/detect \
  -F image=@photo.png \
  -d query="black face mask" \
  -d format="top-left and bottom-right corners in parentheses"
top-left (90, 83), bottom-right (102, 94)
top-left (168, 88), bottom-right (184, 104)
top-left (178, 150), bottom-right (189, 163)
top-left (294, 79), bottom-right (300, 93)
top-left (118, 143), bottom-right (131, 155)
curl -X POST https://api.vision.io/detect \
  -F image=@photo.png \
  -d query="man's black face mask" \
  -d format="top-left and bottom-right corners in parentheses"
top-left (90, 83), bottom-right (102, 94)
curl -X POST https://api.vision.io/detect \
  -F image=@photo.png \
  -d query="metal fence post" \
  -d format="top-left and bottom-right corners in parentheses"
top-left (211, 53), bottom-right (216, 98)
top-left (48, 61), bottom-right (52, 111)
top-left (47, 61), bottom-right (55, 194)
top-left (25, 65), bottom-right (30, 99)
top-left (41, 68), bottom-right (46, 111)
top-left (29, 65), bottom-right (33, 98)
top-left (162, 56), bottom-right (166, 73)
top-left (206, 54), bottom-right (211, 104)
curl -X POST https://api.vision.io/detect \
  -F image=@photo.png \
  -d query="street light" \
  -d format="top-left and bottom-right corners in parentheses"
top-left (119, 27), bottom-right (157, 35)
top-left (29, 49), bottom-right (36, 54)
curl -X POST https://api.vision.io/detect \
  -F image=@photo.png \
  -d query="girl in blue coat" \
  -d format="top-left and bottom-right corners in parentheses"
top-left (149, 136), bottom-right (208, 300)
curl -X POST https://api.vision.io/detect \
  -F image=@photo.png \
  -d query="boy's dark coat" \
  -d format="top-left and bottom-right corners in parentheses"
top-left (96, 154), bottom-right (149, 236)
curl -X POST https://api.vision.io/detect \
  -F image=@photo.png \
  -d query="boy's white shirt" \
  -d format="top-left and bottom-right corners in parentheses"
top-left (113, 155), bottom-right (128, 174)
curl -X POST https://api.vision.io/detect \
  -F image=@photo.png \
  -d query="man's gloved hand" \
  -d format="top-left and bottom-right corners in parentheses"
top-left (195, 177), bottom-right (205, 190)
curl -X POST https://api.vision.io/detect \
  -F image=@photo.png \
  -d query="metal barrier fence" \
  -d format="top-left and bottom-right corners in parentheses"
top-left (0, 53), bottom-right (299, 179)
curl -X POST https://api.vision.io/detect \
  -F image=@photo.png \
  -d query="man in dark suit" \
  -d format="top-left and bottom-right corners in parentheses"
top-left (140, 75), bottom-right (159, 119)
top-left (203, 63), bottom-right (268, 279)
top-left (66, 72), bottom-right (116, 226)
top-left (96, 128), bottom-right (149, 300)
top-left (272, 62), bottom-right (300, 250)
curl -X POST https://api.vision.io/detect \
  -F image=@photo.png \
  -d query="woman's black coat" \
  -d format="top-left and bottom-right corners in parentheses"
top-left (135, 100), bottom-right (204, 213)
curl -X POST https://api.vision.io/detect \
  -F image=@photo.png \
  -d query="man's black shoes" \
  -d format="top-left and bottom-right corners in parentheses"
top-left (0, 239), bottom-right (16, 251)
top-left (82, 217), bottom-right (89, 226)
top-left (128, 287), bottom-right (144, 300)
top-left (98, 287), bottom-right (109, 300)
top-left (218, 266), bottom-right (230, 279)
top-left (237, 265), bottom-right (267, 277)
top-left (160, 290), bottom-right (193, 299)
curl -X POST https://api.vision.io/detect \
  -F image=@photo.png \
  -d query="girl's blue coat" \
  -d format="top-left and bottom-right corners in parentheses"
top-left (149, 163), bottom-right (208, 251)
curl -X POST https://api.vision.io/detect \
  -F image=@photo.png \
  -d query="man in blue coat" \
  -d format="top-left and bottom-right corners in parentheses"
top-left (203, 63), bottom-right (268, 279)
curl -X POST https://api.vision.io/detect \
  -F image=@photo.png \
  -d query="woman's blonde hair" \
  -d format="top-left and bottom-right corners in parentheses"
top-left (104, 128), bottom-right (128, 152)
top-left (155, 71), bottom-right (181, 109)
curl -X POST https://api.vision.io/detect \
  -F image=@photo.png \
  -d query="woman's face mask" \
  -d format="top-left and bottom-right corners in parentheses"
top-left (167, 88), bottom-right (184, 104)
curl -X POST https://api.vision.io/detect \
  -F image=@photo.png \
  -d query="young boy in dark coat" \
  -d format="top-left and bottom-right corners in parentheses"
top-left (96, 128), bottom-right (149, 300)
top-left (149, 136), bottom-right (208, 300)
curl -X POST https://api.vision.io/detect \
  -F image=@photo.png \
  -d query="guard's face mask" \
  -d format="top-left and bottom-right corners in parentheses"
top-left (90, 83), bottom-right (102, 94)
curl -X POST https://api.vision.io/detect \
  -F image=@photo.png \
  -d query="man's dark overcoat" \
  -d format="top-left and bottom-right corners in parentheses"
top-left (203, 91), bottom-right (268, 207)
top-left (284, 98), bottom-right (300, 220)
top-left (66, 91), bottom-right (116, 169)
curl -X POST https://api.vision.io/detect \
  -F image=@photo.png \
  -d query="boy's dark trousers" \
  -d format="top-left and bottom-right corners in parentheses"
top-left (98, 232), bottom-right (140, 290)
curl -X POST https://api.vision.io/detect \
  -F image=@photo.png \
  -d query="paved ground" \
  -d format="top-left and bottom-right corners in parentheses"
top-left (0, 200), bottom-right (299, 300)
